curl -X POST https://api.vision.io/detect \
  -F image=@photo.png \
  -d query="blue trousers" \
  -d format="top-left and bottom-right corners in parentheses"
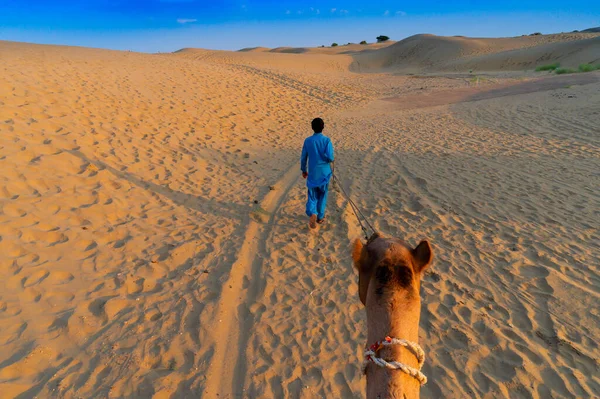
top-left (306, 184), bottom-right (329, 220)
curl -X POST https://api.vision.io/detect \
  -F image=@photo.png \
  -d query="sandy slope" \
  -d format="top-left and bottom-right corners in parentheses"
top-left (187, 32), bottom-right (600, 74)
top-left (352, 33), bottom-right (600, 73)
top-left (172, 48), bottom-right (354, 74)
top-left (237, 41), bottom-right (396, 55)
top-left (0, 38), bottom-right (599, 399)
top-left (0, 40), bottom-right (362, 398)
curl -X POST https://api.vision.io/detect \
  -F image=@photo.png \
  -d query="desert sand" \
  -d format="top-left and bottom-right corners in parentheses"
top-left (0, 31), bottom-right (599, 398)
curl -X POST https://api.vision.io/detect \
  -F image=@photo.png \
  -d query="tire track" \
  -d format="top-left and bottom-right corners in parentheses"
top-left (202, 163), bottom-right (301, 398)
top-left (230, 64), bottom-right (360, 105)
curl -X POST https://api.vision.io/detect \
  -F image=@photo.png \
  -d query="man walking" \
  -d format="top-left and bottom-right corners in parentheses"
top-left (301, 118), bottom-right (334, 229)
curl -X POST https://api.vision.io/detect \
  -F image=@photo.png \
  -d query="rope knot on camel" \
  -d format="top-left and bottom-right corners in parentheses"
top-left (362, 336), bottom-right (427, 385)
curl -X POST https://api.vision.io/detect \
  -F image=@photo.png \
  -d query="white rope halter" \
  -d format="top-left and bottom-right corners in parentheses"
top-left (362, 336), bottom-right (427, 385)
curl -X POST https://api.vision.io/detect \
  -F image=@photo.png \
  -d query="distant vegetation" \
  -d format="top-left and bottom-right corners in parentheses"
top-left (376, 35), bottom-right (390, 42)
top-left (535, 62), bottom-right (599, 75)
top-left (535, 63), bottom-right (560, 72)
top-left (360, 40), bottom-right (368, 45)
top-left (331, 43), bottom-right (338, 47)
top-left (530, 32), bottom-right (542, 36)
top-left (555, 68), bottom-right (576, 75)
top-left (578, 63), bottom-right (600, 72)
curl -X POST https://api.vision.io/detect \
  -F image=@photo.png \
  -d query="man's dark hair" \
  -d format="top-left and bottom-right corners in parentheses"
top-left (312, 118), bottom-right (325, 133)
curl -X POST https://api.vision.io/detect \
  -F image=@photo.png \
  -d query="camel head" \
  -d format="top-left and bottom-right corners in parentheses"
top-left (352, 232), bottom-right (433, 311)
top-left (353, 232), bottom-right (433, 398)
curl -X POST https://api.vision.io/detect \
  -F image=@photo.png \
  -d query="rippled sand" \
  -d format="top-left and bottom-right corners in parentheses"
top-left (0, 38), bottom-right (598, 398)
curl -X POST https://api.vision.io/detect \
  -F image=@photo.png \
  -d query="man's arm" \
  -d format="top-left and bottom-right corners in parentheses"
top-left (325, 139), bottom-right (334, 163)
top-left (301, 141), bottom-right (308, 174)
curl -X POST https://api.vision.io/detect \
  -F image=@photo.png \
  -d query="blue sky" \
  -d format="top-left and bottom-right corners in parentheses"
top-left (1, 1), bottom-right (598, 52)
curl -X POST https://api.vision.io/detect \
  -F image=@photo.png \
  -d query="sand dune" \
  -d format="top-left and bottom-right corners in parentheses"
top-left (199, 32), bottom-right (600, 75)
top-left (238, 41), bottom-right (396, 55)
top-left (353, 33), bottom-right (600, 73)
top-left (237, 47), bottom-right (271, 52)
top-left (172, 48), bottom-right (355, 74)
top-left (582, 27), bottom-right (600, 33)
top-left (0, 37), bottom-right (599, 399)
top-left (447, 36), bottom-right (600, 72)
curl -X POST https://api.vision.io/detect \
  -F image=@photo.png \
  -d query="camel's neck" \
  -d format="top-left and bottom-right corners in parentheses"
top-left (365, 301), bottom-right (422, 399)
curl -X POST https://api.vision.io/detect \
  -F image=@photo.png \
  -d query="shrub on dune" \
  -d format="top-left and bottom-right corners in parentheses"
top-left (578, 63), bottom-right (599, 72)
top-left (535, 63), bottom-right (598, 74)
top-left (360, 40), bottom-right (368, 45)
top-left (331, 43), bottom-right (338, 47)
top-left (555, 68), bottom-right (576, 75)
top-left (535, 63), bottom-right (560, 72)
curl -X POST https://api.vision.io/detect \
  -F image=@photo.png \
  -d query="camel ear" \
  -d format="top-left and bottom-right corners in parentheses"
top-left (352, 239), bottom-right (364, 270)
top-left (412, 240), bottom-right (432, 273)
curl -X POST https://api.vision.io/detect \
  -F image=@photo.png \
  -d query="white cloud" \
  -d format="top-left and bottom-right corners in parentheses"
top-left (330, 8), bottom-right (348, 15)
top-left (383, 10), bottom-right (390, 16)
top-left (177, 18), bottom-right (197, 24)
top-left (395, 11), bottom-right (407, 16)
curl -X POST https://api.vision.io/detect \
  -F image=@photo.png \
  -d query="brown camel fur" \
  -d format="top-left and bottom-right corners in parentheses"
top-left (353, 233), bottom-right (433, 399)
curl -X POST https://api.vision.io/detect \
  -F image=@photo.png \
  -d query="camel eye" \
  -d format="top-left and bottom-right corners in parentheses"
top-left (375, 266), bottom-right (393, 285)
top-left (374, 263), bottom-right (413, 297)
top-left (395, 266), bottom-right (413, 288)
top-left (375, 266), bottom-right (393, 296)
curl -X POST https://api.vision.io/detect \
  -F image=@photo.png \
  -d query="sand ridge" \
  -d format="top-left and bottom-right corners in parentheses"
top-left (1, 37), bottom-right (599, 398)
top-left (352, 33), bottom-right (600, 73)
top-left (180, 31), bottom-right (600, 74)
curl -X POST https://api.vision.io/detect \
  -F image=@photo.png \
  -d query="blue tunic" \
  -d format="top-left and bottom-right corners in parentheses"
top-left (300, 132), bottom-right (334, 188)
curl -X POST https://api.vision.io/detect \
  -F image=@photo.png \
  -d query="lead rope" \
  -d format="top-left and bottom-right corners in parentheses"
top-left (331, 161), bottom-right (377, 240)
top-left (363, 336), bottom-right (428, 385)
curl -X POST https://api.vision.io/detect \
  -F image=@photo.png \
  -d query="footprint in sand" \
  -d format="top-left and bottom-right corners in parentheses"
top-left (46, 271), bottom-right (75, 285)
top-left (144, 308), bottom-right (162, 322)
top-left (45, 291), bottom-right (75, 307)
top-left (23, 269), bottom-right (50, 287)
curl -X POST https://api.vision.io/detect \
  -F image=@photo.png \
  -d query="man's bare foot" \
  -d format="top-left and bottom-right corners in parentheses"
top-left (317, 217), bottom-right (326, 224)
top-left (309, 214), bottom-right (317, 229)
